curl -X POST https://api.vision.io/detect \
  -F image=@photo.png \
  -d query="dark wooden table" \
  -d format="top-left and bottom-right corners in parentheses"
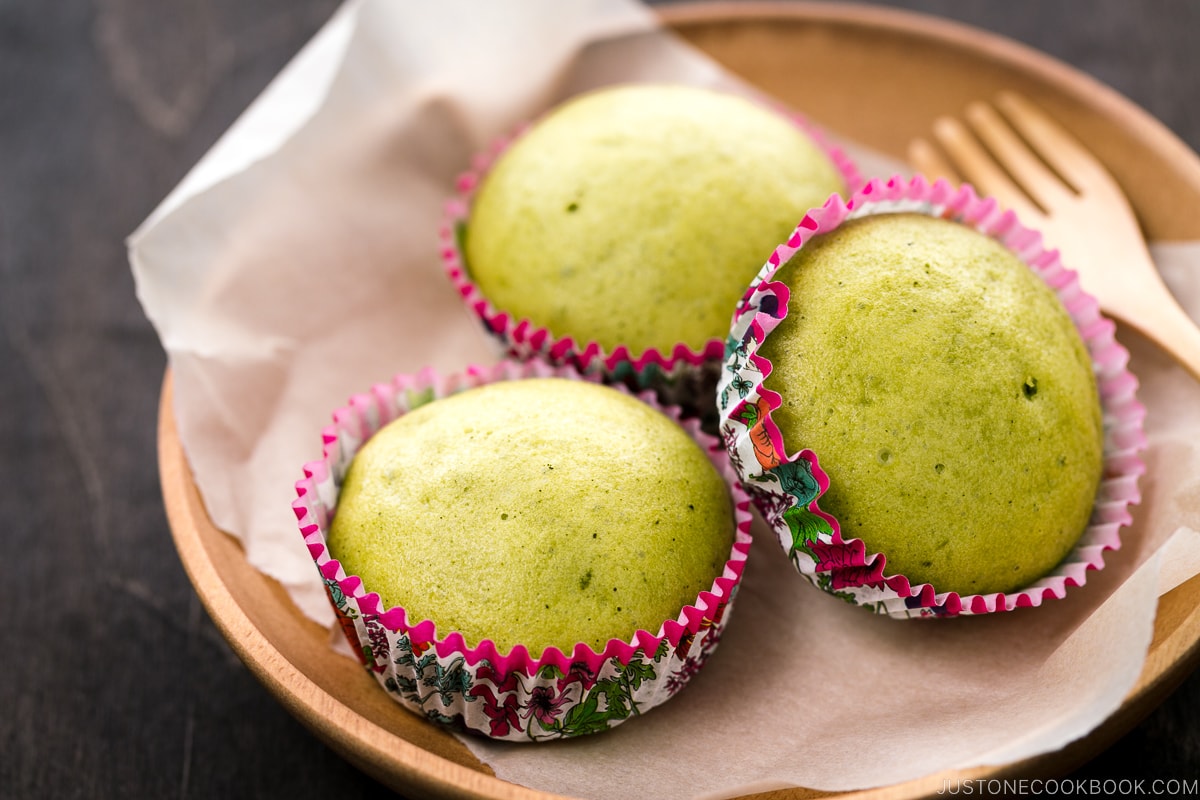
top-left (4, 1), bottom-right (1198, 797)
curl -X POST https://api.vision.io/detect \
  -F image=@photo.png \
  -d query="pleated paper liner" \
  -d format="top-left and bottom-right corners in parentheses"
top-left (293, 359), bottom-right (754, 740)
top-left (440, 86), bottom-right (863, 427)
top-left (718, 175), bottom-right (1146, 619)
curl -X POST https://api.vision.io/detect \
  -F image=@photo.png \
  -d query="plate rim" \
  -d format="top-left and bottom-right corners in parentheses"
top-left (159, 366), bottom-right (1200, 797)
top-left (661, 0), bottom-right (1200, 226)
top-left (158, 3), bottom-right (1200, 799)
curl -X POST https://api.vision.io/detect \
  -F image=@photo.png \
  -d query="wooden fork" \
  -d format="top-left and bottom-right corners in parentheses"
top-left (909, 91), bottom-right (1200, 383)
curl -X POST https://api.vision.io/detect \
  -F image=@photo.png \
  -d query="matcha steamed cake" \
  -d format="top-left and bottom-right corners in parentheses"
top-left (759, 213), bottom-right (1104, 596)
top-left (327, 378), bottom-right (734, 657)
top-left (464, 83), bottom-right (848, 356)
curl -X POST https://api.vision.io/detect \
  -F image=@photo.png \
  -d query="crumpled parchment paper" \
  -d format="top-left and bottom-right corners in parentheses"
top-left (130, 1), bottom-right (1200, 795)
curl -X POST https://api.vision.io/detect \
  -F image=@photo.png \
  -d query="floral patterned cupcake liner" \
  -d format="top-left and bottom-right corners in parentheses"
top-left (439, 92), bottom-right (863, 424)
top-left (718, 175), bottom-right (1146, 619)
top-left (293, 359), bottom-right (754, 740)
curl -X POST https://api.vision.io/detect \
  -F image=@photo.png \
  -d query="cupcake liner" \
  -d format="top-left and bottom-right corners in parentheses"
top-left (293, 359), bottom-right (754, 740)
top-left (439, 93), bottom-right (863, 423)
top-left (717, 175), bottom-right (1146, 619)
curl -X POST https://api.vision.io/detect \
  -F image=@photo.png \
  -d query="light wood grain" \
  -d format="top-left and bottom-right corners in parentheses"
top-left (159, 4), bottom-right (1200, 798)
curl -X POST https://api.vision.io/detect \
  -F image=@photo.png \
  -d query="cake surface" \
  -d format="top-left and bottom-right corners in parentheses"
top-left (328, 378), bottom-right (734, 656)
top-left (464, 83), bottom-right (847, 356)
top-left (758, 213), bottom-right (1104, 596)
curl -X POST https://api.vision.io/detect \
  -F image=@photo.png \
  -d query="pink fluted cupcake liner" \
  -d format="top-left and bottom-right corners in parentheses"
top-left (439, 89), bottom-right (863, 421)
top-left (293, 359), bottom-right (754, 739)
top-left (717, 175), bottom-right (1146, 618)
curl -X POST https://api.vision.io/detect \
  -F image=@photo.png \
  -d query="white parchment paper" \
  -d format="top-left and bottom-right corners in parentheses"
top-left (130, 1), bottom-right (1200, 795)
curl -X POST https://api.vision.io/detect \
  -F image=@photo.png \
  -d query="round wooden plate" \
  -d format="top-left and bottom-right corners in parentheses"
top-left (159, 4), bottom-right (1200, 799)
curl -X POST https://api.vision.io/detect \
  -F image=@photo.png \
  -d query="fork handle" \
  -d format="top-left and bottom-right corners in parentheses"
top-left (1120, 288), bottom-right (1200, 385)
top-left (1101, 242), bottom-right (1200, 384)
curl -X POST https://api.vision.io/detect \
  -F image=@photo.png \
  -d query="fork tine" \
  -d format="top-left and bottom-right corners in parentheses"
top-left (928, 115), bottom-right (1042, 222)
top-left (964, 101), bottom-right (1075, 211)
top-left (995, 92), bottom-right (1110, 192)
top-left (907, 137), bottom-right (961, 184)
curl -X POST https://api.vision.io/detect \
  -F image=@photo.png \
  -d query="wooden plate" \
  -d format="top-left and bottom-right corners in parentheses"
top-left (159, 4), bottom-right (1200, 798)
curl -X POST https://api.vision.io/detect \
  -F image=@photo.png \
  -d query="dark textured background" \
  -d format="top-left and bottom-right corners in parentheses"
top-left (2, 1), bottom-right (1197, 797)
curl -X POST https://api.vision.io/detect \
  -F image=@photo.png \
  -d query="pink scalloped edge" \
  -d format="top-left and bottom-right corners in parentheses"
top-left (719, 174), bottom-right (1147, 618)
top-left (293, 358), bottom-right (754, 677)
top-left (437, 88), bottom-right (862, 381)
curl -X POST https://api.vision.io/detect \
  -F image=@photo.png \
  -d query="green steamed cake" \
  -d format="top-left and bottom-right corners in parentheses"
top-left (759, 213), bottom-right (1104, 596)
top-left (327, 378), bottom-right (734, 658)
top-left (464, 83), bottom-right (847, 357)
